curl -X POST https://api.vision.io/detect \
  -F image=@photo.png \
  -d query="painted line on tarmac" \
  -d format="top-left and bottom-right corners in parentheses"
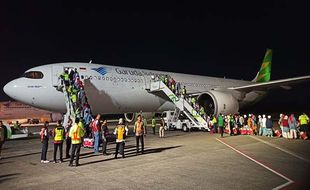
top-left (216, 138), bottom-right (294, 190)
top-left (249, 135), bottom-right (310, 164)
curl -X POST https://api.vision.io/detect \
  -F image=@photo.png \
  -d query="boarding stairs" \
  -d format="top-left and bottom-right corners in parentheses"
top-left (149, 80), bottom-right (209, 131)
top-left (62, 85), bottom-right (75, 127)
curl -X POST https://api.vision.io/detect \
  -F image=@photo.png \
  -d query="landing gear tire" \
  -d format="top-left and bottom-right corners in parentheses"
top-left (164, 124), bottom-right (169, 131)
top-left (182, 124), bottom-right (188, 132)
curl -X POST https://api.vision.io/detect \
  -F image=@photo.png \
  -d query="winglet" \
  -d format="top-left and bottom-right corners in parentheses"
top-left (252, 49), bottom-right (272, 83)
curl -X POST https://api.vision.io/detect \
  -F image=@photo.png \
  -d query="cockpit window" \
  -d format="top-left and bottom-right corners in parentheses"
top-left (23, 71), bottom-right (44, 79)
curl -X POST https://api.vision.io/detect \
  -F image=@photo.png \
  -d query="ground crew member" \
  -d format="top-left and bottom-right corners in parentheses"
top-left (151, 117), bottom-right (156, 135)
top-left (40, 121), bottom-right (50, 163)
top-left (65, 117), bottom-right (72, 159)
top-left (299, 113), bottom-right (309, 135)
top-left (217, 114), bottom-right (224, 137)
top-left (101, 120), bottom-right (109, 155)
top-left (69, 118), bottom-right (85, 167)
top-left (159, 118), bottom-right (165, 138)
top-left (0, 121), bottom-right (8, 160)
top-left (134, 115), bottom-right (145, 154)
top-left (52, 120), bottom-right (65, 163)
top-left (114, 118), bottom-right (128, 159)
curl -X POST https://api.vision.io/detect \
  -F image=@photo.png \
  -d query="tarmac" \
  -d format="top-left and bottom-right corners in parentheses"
top-left (1, 125), bottom-right (310, 190)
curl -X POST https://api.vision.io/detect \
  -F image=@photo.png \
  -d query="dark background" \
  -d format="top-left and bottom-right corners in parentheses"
top-left (0, 1), bottom-right (309, 113)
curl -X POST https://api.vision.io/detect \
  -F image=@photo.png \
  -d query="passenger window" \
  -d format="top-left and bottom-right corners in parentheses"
top-left (23, 71), bottom-right (44, 79)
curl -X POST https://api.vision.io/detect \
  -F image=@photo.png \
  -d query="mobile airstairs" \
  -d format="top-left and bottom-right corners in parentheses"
top-left (149, 80), bottom-right (209, 131)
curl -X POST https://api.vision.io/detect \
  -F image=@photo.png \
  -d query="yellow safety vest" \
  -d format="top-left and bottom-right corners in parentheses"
top-left (54, 128), bottom-right (64, 141)
top-left (70, 124), bottom-right (84, 144)
top-left (299, 115), bottom-right (309, 125)
top-left (117, 125), bottom-right (125, 141)
top-left (152, 119), bottom-right (156, 127)
top-left (64, 73), bottom-right (69, 81)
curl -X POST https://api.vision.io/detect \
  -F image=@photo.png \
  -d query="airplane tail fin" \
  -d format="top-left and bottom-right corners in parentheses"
top-left (252, 49), bottom-right (272, 83)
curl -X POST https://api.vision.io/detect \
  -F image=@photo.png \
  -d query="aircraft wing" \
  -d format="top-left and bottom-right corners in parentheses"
top-left (228, 75), bottom-right (310, 92)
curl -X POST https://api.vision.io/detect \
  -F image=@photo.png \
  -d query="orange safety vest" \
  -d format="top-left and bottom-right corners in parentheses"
top-left (72, 126), bottom-right (81, 141)
top-left (135, 121), bottom-right (144, 135)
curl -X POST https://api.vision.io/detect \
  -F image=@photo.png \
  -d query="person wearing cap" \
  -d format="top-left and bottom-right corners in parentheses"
top-left (266, 115), bottom-right (273, 137)
top-left (114, 118), bottom-right (128, 159)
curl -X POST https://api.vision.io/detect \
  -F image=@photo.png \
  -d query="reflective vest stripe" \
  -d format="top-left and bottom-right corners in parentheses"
top-left (72, 127), bottom-right (80, 141)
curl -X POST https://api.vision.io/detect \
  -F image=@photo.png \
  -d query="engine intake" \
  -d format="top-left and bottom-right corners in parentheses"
top-left (197, 91), bottom-right (239, 116)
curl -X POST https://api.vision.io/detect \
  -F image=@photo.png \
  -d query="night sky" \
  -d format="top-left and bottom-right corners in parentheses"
top-left (1, 1), bottom-right (309, 112)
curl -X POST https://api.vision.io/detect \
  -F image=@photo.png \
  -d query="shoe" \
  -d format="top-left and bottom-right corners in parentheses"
top-left (59, 160), bottom-right (63, 163)
top-left (43, 160), bottom-right (50, 163)
top-left (41, 160), bottom-right (44, 163)
top-left (75, 163), bottom-right (80, 167)
top-left (68, 163), bottom-right (73, 167)
top-left (52, 161), bottom-right (57, 163)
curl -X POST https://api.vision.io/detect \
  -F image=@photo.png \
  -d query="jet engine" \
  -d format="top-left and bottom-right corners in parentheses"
top-left (197, 91), bottom-right (239, 116)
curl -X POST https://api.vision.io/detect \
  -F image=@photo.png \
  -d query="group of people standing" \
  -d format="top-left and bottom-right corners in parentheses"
top-left (208, 112), bottom-right (309, 139)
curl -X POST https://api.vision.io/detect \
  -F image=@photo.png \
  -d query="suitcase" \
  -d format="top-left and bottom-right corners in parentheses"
top-left (224, 128), bottom-right (229, 134)
top-left (247, 128), bottom-right (253, 135)
top-left (233, 128), bottom-right (239, 135)
top-left (83, 138), bottom-right (94, 148)
top-left (300, 132), bottom-right (308, 140)
top-left (240, 128), bottom-right (247, 135)
top-left (274, 130), bottom-right (282, 137)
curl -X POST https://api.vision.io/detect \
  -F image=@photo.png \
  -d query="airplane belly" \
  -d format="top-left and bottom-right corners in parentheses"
top-left (84, 79), bottom-right (174, 114)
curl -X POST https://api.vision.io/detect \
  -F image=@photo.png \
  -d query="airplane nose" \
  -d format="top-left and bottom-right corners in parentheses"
top-left (3, 80), bottom-right (18, 99)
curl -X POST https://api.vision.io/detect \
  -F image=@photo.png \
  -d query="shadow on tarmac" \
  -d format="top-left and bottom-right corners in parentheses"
top-left (79, 145), bottom-right (182, 167)
top-left (2, 152), bottom-right (41, 160)
top-left (0, 173), bottom-right (21, 184)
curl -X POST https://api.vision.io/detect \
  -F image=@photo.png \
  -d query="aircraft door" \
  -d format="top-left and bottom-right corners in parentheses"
top-left (52, 65), bottom-right (64, 86)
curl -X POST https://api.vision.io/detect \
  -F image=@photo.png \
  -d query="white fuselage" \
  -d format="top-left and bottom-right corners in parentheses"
top-left (3, 62), bottom-right (262, 114)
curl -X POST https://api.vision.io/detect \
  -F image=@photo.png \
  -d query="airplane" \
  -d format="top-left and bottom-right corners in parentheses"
top-left (0, 101), bottom-right (62, 124)
top-left (3, 49), bottom-right (310, 122)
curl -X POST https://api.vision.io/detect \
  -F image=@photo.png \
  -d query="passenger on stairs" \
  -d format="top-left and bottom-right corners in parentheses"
top-left (61, 69), bottom-right (70, 87)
